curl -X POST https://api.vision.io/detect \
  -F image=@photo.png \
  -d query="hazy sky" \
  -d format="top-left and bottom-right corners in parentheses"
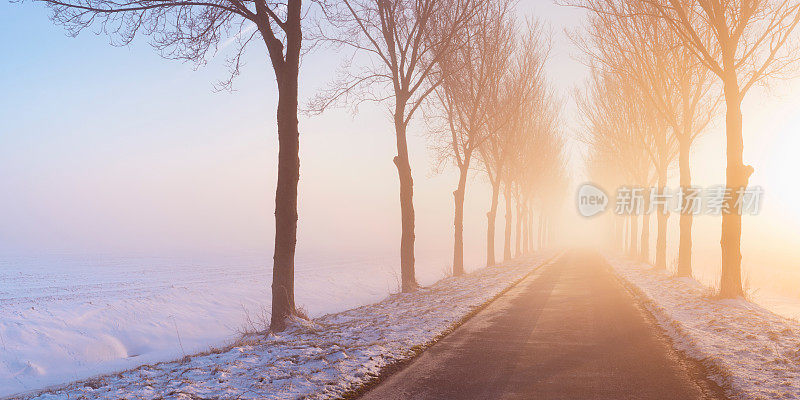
top-left (2, 0), bottom-right (800, 287)
top-left (0, 2), bottom-right (581, 263)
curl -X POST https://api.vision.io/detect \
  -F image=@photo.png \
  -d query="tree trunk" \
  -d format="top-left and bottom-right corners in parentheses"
top-left (655, 170), bottom-right (668, 270)
top-left (393, 105), bottom-right (417, 292)
top-left (503, 185), bottom-right (513, 262)
top-left (629, 213), bottom-right (638, 259)
top-left (640, 190), bottom-right (650, 263)
top-left (676, 138), bottom-right (693, 277)
top-left (486, 181), bottom-right (500, 267)
top-left (269, 0), bottom-right (301, 333)
top-left (719, 69), bottom-right (748, 298)
top-left (452, 164), bottom-right (468, 276)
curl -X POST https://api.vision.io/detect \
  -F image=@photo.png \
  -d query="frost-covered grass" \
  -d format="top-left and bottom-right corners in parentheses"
top-left (10, 253), bottom-right (554, 400)
top-left (607, 256), bottom-right (800, 400)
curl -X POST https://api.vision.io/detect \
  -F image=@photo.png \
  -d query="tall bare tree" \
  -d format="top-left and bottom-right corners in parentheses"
top-left (576, 68), bottom-right (653, 259)
top-left (429, 0), bottom-right (514, 275)
top-left (310, 0), bottom-right (477, 291)
top-left (478, 21), bottom-right (550, 266)
top-left (28, 0), bottom-right (308, 331)
top-left (505, 76), bottom-right (562, 259)
top-left (572, 0), bottom-right (716, 271)
top-left (517, 91), bottom-right (566, 254)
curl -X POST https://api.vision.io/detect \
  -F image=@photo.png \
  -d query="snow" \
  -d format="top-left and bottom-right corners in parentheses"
top-left (0, 252), bottom-right (466, 398)
top-left (2, 253), bottom-right (553, 399)
top-left (607, 256), bottom-right (800, 400)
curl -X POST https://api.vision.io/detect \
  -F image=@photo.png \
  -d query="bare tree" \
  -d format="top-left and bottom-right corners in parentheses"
top-left (27, 0), bottom-right (310, 331)
top-left (576, 68), bottom-right (654, 259)
top-left (643, 0), bottom-right (800, 296)
top-left (504, 76), bottom-right (562, 259)
top-left (516, 91), bottom-right (566, 254)
top-left (571, 0), bottom-right (717, 274)
top-left (310, 0), bottom-right (478, 291)
top-left (478, 21), bottom-right (550, 267)
top-left (429, 0), bottom-right (514, 275)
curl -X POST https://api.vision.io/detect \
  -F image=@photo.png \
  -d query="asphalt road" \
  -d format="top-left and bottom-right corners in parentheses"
top-left (359, 251), bottom-right (728, 400)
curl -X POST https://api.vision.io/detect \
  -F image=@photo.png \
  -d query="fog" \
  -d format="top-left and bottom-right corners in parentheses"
top-left (567, 79), bottom-right (800, 319)
top-left (0, 2), bottom-right (577, 274)
top-left (0, 104), bottom-right (496, 274)
top-left (2, 0), bottom-right (800, 319)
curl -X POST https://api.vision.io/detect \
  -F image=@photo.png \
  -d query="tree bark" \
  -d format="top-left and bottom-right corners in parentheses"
top-left (676, 138), bottom-right (693, 277)
top-left (486, 181), bottom-right (501, 267)
top-left (393, 104), bottom-right (417, 292)
top-left (452, 164), bottom-right (468, 276)
top-left (503, 185), bottom-right (513, 262)
top-left (269, 0), bottom-right (302, 333)
top-left (270, 82), bottom-right (300, 332)
top-left (719, 67), bottom-right (748, 298)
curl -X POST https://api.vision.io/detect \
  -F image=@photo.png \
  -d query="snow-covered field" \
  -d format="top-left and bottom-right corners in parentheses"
top-left (6, 253), bottom-right (553, 400)
top-left (0, 252), bottom-right (481, 398)
top-left (607, 256), bottom-right (800, 400)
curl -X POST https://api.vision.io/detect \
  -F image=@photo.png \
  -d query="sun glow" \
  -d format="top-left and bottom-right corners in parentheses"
top-left (759, 111), bottom-right (800, 225)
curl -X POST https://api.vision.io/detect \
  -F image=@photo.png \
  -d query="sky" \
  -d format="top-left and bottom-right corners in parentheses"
top-left (2, 0), bottom-right (800, 305)
top-left (0, 1), bottom-right (582, 267)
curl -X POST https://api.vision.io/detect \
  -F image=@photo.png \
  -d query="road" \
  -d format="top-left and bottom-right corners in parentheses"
top-left (359, 251), bottom-right (728, 400)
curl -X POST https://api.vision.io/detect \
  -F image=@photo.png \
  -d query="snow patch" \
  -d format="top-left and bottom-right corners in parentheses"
top-left (8, 253), bottom-right (555, 399)
top-left (607, 256), bottom-right (800, 400)
top-left (0, 254), bottom-right (464, 397)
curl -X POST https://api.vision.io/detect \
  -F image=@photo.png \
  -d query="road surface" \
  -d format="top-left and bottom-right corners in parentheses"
top-left (359, 251), bottom-right (728, 400)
